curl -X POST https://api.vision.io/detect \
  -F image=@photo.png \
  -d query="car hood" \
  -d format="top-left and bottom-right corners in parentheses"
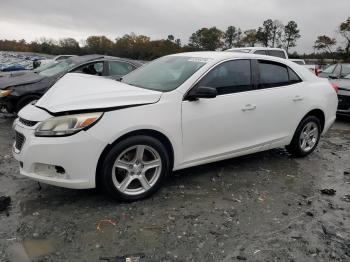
top-left (0, 71), bottom-right (44, 89)
top-left (35, 73), bottom-right (163, 114)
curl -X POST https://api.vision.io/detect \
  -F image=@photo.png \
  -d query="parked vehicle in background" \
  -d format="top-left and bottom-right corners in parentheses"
top-left (13, 51), bottom-right (337, 201)
top-left (290, 59), bottom-right (306, 65)
top-left (226, 47), bottom-right (288, 59)
top-left (328, 73), bottom-right (350, 115)
top-left (0, 55), bottom-right (142, 113)
top-left (318, 64), bottom-right (350, 79)
top-left (33, 55), bottom-right (77, 69)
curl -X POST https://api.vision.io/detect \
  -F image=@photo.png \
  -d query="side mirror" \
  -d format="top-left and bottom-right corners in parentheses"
top-left (187, 86), bottom-right (217, 101)
top-left (328, 74), bottom-right (339, 79)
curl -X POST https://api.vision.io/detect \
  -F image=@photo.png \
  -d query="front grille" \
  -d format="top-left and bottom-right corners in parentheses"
top-left (338, 95), bottom-right (350, 110)
top-left (19, 117), bottom-right (38, 127)
top-left (15, 131), bottom-right (25, 151)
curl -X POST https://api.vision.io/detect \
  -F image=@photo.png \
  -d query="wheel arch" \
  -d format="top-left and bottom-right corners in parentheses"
top-left (302, 108), bottom-right (325, 132)
top-left (95, 129), bottom-right (175, 187)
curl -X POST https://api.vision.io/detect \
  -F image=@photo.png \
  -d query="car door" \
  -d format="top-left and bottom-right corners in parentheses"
top-left (182, 59), bottom-right (264, 164)
top-left (107, 60), bottom-right (136, 80)
top-left (249, 59), bottom-right (306, 149)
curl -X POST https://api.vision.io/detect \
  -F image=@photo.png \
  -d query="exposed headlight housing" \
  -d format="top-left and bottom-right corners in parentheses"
top-left (35, 112), bottom-right (103, 137)
top-left (0, 90), bottom-right (12, 97)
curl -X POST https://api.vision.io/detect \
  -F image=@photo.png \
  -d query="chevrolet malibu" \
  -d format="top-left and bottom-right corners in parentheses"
top-left (13, 52), bottom-right (338, 201)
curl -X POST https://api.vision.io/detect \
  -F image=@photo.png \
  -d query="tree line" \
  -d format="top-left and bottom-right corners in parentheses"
top-left (0, 18), bottom-right (349, 61)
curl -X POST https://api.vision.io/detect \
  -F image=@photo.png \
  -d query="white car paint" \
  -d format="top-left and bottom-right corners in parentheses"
top-left (13, 51), bottom-right (338, 189)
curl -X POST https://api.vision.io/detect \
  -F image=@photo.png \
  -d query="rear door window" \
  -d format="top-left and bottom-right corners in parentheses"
top-left (198, 60), bottom-right (252, 95)
top-left (258, 60), bottom-right (290, 88)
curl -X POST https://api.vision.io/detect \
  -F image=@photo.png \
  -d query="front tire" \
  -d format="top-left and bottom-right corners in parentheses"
top-left (286, 115), bottom-right (321, 157)
top-left (99, 135), bottom-right (170, 201)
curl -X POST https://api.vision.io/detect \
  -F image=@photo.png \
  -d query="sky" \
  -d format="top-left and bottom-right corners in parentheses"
top-left (0, 0), bottom-right (349, 53)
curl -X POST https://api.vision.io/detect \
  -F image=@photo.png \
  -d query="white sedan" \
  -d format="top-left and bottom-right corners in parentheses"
top-left (13, 52), bottom-right (338, 201)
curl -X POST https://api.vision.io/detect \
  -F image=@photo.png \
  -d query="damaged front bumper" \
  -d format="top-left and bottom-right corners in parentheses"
top-left (12, 105), bottom-right (107, 189)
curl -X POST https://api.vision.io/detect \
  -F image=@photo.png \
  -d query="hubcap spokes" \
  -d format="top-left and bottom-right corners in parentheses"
top-left (112, 145), bottom-right (162, 195)
top-left (300, 122), bottom-right (318, 152)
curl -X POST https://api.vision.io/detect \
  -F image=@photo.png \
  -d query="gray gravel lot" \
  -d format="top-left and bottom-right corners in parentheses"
top-left (0, 115), bottom-right (350, 262)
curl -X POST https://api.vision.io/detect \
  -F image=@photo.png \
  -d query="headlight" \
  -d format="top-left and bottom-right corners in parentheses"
top-left (35, 112), bottom-right (103, 137)
top-left (0, 90), bottom-right (12, 97)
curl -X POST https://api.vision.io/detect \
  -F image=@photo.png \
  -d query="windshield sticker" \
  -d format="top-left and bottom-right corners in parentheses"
top-left (188, 58), bottom-right (212, 63)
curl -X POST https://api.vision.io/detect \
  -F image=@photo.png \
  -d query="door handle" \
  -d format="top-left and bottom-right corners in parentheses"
top-left (293, 95), bottom-right (304, 102)
top-left (242, 104), bottom-right (256, 112)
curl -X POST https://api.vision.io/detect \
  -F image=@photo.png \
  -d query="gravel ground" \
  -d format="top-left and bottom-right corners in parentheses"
top-left (0, 115), bottom-right (350, 262)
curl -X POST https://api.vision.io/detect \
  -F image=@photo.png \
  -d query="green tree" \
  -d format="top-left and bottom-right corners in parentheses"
top-left (85, 36), bottom-right (113, 55)
top-left (257, 19), bottom-right (274, 47)
top-left (283, 21), bottom-right (301, 52)
top-left (240, 29), bottom-right (258, 47)
top-left (59, 38), bottom-right (80, 54)
top-left (314, 35), bottom-right (337, 60)
top-left (339, 17), bottom-right (350, 57)
top-left (167, 35), bottom-right (175, 42)
top-left (189, 27), bottom-right (224, 50)
top-left (270, 20), bottom-right (284, 47)
top-left (223, 26), bottom-right (242, 48)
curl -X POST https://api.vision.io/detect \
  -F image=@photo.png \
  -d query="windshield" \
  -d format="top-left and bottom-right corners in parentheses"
top-left (345, 74), bottom-right (350, 79)
top-left (34, 61), bottom-right (58, 73)
top-left (322, 64), bottom-right (336, 74)
top-left (121, 56), bottom-right (207, 91)
top-left (38, 59), bottom-right (76, 77)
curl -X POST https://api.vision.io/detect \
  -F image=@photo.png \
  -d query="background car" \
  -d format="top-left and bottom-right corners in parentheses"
top-left (318, 63), bottom-right (350, 79)
top-left (0, 55), bottom-right (142, 113)
top-left (225, 47), bottom-right (288, 59)
top-left (328, 73), bottom-right (350, 115)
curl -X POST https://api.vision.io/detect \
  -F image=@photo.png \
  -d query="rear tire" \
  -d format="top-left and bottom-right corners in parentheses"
top-left (99, 135), bottom-right (170, 201)
top-left (286, 115), bottom-right (321, 157)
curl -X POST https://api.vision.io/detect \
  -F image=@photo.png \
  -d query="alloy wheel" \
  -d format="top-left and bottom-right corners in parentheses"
top-left (112, 145), bottom-right (162, 195)
top-left (299, 122), bottom-right (319, 152)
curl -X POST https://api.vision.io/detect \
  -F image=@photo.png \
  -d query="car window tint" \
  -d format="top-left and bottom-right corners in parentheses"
top-left (254, 50), bottom-right (267, 55)
top-left (198, 60), bottom-right (252, 95)
top-left (72, 62), bottom-right (104, 76)
top-left (108, 61), bottom-right (136, 76)
top-left (288, 68), bottom-right (302, 84)
top-left (341, 64), bottom-right (350, 77)
top-left (258, 61), bottom-right (289, 88)
top-left (268, 50), bottom-right (287, 59)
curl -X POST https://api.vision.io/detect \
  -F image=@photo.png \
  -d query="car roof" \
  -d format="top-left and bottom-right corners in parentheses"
top-left (226, 47), bottom-right (287, 51)
top-left (170, 51), bottom-right (286, 62)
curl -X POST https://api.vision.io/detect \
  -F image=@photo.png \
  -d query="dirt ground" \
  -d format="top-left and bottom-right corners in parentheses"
top-left (0, 114), bottom-right (350, 262)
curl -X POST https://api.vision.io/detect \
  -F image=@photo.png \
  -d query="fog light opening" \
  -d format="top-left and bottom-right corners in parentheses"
top-left (55, 166), bottom-right (65, 175)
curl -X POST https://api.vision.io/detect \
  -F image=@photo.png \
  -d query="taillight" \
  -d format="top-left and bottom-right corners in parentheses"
top-left (331, 83), bottom-right (339, 94)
